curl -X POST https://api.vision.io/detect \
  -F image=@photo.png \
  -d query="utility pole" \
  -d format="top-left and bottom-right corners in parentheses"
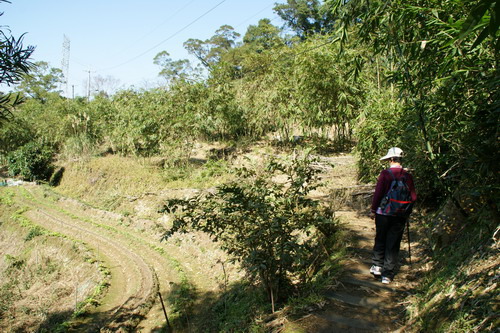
top-left (87, 70), bottom-right (91, 101)
top-left (84, 70), bottom-right (94, 102)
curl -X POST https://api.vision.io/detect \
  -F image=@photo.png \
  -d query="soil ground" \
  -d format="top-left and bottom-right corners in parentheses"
top-left (280, 154), bottom-right (422, 332)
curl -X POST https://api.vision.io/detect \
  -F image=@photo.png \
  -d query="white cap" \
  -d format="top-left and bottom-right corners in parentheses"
top-left (380, 147), bottom-right (403, 160)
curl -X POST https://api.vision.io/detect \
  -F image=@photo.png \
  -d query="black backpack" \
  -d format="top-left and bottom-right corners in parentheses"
top-left (379, 169), bottom-right (414, 217)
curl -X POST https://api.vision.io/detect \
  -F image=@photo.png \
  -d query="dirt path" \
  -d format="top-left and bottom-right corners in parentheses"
top-left (14, 185), bottom-right (184, 331)
top-left (290, 155), bottom-right (416, 332)
top-left (288, 212), bottom-right (414, 332)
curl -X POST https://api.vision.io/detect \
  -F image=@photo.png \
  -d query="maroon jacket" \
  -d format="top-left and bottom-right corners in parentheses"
top-left (371, 166), bottom-right (417, 214)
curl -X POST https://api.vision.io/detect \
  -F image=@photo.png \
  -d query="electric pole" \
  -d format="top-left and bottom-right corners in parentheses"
top-left (85, 69), bottom-right (94, 102)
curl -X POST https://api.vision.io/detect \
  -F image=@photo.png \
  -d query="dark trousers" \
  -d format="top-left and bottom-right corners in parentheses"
top-left (372, 214), bottom-right (407, 278)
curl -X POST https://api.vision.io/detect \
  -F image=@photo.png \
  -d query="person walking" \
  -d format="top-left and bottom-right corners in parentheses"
top-left (369, 147), bottom-right (417, 284)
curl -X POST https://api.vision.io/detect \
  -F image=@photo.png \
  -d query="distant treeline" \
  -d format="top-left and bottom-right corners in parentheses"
top-left (1, 0), bottom-right (498, 213)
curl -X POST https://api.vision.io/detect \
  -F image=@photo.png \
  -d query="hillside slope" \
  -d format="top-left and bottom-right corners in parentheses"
top-left (1, 146), bottom-right (497, 332)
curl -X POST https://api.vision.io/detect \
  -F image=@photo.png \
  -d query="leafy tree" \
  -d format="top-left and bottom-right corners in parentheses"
top-left (243, 19), bottom-right (283, 53)
top-left (161, 153), bottom-right (338, 311)
top-left (0, 0), bottom-right (34, 123)
top-left (184, 25), bottom-right (240, 69)
top-left (153, 51), bottom-right (194, 83)
top-left (274, 0), bottom-right (336, 38)
top-left (290, 35), bottom-right (364, 148)
top-left (197, 62), bottom-right (247, 140)
top-left (354, 86), bottom-right (403, 182)
top-left (182, 38), bottom-right (209, 68)
top-left (15, 61), bottom-right (63, 101)
top-left (236, 45), bottom-right (297, 140)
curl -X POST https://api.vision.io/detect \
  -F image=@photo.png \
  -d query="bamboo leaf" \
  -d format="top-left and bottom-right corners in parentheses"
top-left (457, 0), bottom-right (494, 41)
top-left (471, 25), bottom-right (492, 49)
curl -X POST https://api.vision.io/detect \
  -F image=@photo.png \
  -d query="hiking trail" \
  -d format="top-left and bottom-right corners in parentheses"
top-left (288, 154), bottom-right (420, 332)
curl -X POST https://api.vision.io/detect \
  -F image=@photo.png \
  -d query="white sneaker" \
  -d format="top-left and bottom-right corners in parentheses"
top-left (381, 276), bottom-right (392, 284)
top-left (370, 265), bottom-right (382, 276)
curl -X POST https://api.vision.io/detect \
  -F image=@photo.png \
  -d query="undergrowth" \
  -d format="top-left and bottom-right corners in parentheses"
top-left (406, 210), bottom-right (499, 332)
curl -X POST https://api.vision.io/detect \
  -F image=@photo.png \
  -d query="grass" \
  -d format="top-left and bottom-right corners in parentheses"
top-left (0, 188), bottom-right (108, 332)
top-left (17, 185), bottom-right (187, 285)
top-left (405, 210), bottom-right (498, 332)
top-left (161, 158), bottom-right (234, 190)
top-left (55, 155), bottom-right (234, 213)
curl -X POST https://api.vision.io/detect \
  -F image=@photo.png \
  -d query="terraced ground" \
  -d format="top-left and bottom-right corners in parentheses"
top-left (2, 184), bottom-right (236, 332)
top-left (1, 153), bottom-right (421, 332)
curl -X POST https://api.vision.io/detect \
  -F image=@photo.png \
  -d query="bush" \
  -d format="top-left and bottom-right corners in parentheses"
top-left (7, 142), bottom-right (54, 181)
top-left (0, 117), bottom-right (34, 156)
top-left (162, 151), bottom-right (338, 311)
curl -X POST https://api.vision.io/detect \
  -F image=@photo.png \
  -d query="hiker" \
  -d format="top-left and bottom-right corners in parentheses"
top-left (369, 147), bottom-right (417, 284)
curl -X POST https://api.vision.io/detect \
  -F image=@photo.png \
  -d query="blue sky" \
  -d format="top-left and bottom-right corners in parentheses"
top-left (1, 0), bottom-right (281, 96)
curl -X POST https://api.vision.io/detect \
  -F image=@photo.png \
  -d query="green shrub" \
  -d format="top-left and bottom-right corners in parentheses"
top-left (25, 226), bottom-right (44, 241)
top-left (167, 279), bottom-right (197, 326)
top-left (162, 151), bottom-right (339, 310)
top-left (7, 142), bottom-right (55, 181)
top-left (0, 117), bottom-right (34, 156)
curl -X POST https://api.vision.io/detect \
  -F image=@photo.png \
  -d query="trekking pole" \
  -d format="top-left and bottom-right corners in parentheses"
top-left (406, 217), bottom-right (412, 265)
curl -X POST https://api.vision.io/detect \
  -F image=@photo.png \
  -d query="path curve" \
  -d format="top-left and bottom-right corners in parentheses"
top-left (15, 186), bottom-right (177, 331)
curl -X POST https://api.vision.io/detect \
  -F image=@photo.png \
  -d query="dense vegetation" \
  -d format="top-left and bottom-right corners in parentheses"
top-left (1, 0), bottom-right (498, 331)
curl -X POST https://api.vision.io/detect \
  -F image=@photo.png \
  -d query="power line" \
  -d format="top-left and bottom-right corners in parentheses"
top-left (107, 0), bottom-right (198, 59)
top-left (99, 0), bottom-right (227, 72)
top-left (71, 56), bottom-right (92, 69)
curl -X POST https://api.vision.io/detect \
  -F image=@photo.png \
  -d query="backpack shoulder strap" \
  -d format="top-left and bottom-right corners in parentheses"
top-left (399, 169), bottom-right (408, 182)
top-left (388, 168), bottom-right (408, 182)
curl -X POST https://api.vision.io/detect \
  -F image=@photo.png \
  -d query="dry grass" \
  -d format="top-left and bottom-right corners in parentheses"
top-left (56, 155), bottom-right (166, 208)
top-left (0, 204), bottom-right (101, 332)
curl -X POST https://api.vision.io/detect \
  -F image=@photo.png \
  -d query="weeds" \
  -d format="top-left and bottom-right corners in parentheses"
top-left (24, 225), bottom-right (44, 241)
top-left (0, 190), bottom-right (109, 331)
top-left (193, 281), bottom-right (268, 333)
top-left (167, 279), bottom-right (197, 328)
top-left (406, 212), bottom-right (499, 332)
top-left (4, 254), bottom-right (25, 271)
